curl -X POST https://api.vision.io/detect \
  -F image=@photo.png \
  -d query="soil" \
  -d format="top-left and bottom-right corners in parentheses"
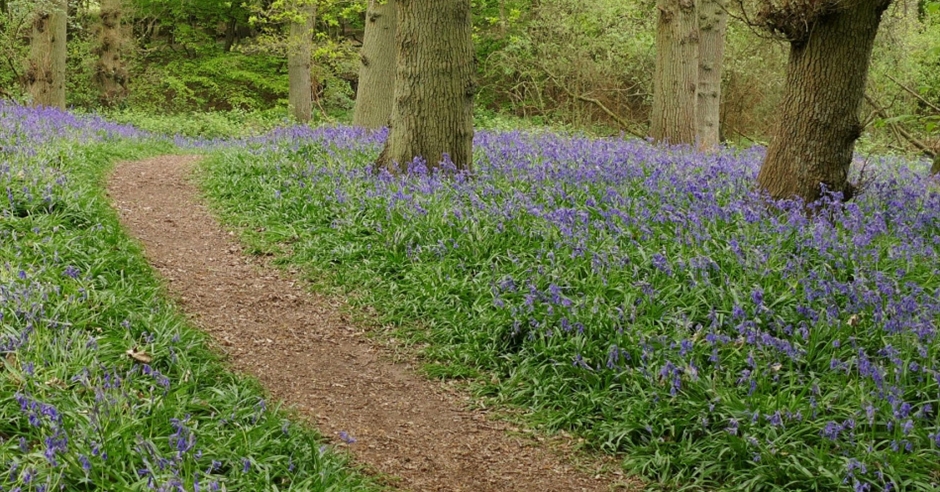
top-left (107, 155), bottom-right (642, 492)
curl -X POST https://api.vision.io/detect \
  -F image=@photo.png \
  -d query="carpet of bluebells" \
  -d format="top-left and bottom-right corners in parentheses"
top-left (0, 103), bottom-right (373, 491)
top-left (201, 126), bottom-right (940, 491)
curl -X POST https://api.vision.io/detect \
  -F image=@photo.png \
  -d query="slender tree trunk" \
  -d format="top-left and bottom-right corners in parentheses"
top-left (27, 0), bottom-right (67, 109)
top-left (650, 0), bottom-right (698, 145)
top-left (696, 0), bottom-right (726, 150)
top-left (224, 18), bottom-right (238, 51)
top-left (95, 0), bottom-right (128, 106)
top-left (375, 0), bottom-right (474, 173)
top-left (756, 0), bottom-right (892, 203)
top-left (352, 0), bottom-right (397, 129)
top-left (288, 1), bottom-right (316, 123)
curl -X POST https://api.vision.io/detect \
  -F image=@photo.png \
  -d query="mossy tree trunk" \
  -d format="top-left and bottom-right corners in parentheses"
top-left (27, 0), bottom-right (67, 109)
top-left (288, 1), bottom-right (316, 123)
top-left (95, 0), bottom-right (128, 106)
top-left (650, 0), bottom-right (699, 145)
top-left (375, 0), bottom-right (474, 173)
top-left (696, 0), bottom-right (726, 150)
top-left (353, 0), bottom-right (397, 129)
top-left (756, 0), bottom-right (892, 203)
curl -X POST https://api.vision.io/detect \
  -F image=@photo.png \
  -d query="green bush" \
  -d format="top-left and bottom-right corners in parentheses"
top-left (127, 51), bottom-right (290, 114)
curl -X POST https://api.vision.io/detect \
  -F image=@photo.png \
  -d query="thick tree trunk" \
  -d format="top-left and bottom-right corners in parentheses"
top-left (375, 0), bottom-right (474, 173)
top-left (650, 0), bottom-right (698, 145)
top-left (95, 0), bottom-right (128, 106)
top-left (696, 0), bottom-right (726, 151)
top-left (27, 0), bottom-right (67, 109)
top-left (756, 0), bottom-right (891, 203)
top-left (288, 1), bottom-right (316, 123)
top-left (352, 0), bottom-right (397, 129)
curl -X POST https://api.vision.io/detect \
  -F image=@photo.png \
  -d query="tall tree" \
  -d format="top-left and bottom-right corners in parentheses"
top-left (755, 0), bottom-right (893, 203)
top-left (95, 0), bottom-right (129, 106)
top-left (353, 0), bottom-right (397, 129)
top-left (26, 0), bottom-right (67, 109)
top-left (696, 0), bottom-right (727, 150)
top-left (650, 0), bottom-right (699, 145)
top-left (375, 0), bottom-right (474, 173)
top-left (288, 0), bottom-right (316, 123)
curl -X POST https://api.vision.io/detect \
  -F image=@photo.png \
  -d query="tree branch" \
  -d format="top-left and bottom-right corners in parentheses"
top-left (885, 73), bottom-right (940, 114)
top-left (864, 93), bottom-right (935, 157)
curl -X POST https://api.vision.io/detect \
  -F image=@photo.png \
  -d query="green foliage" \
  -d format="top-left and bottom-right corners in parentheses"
top-left (476, 0), bottom-right (655, 132)
top-left (862, 4), bottom-right (940, 155)
top-left (910, 7), bottom-right (940, 111)
top-left (128, 51), bottom-right (290, 113)
top-left (65, 34), bottom-right (100, 109)
top-left (719, 23), bottom-right (787, 143)
top-left (102, 107), bottom-right (293, 139)
top-left (0, 0), bottom-right (33, 102)
top-left (129, 0), bottom-right (252, 53)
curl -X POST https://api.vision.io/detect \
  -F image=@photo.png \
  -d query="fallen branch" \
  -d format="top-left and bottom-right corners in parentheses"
top-left (539, 64), bottom-right (646, 139)
top-left (573, 93), bottom-right (645, 138)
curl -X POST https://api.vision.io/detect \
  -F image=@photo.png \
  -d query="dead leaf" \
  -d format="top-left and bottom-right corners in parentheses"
top-left (126, 347), bottom-right (153, 364)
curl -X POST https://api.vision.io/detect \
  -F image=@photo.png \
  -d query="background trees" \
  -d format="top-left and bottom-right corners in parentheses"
top-left (94, 0), bottom-right (129, 106)
top-left (0, 0), bottom-right (936, 162)
top-left (286, 0), bottom-right (316, 123)
top-left (696, 0), bottom-right (727, 150)
top-left (650, 0), bottom-right (699, 145)
top-left (650, 0), bottom-right (727, 147)
top-left (352, 0), bottom-right (396, 129)
top-left (26, 0), bottom-right (67, 108)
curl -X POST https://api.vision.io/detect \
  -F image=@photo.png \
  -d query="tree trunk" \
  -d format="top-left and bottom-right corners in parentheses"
top-left (931, 153), bottom-right (940, 176)
top-left (95, 0), bottom-right (128, 106)
top-left (696, 0), bottom-right (726, 151)
top-left (375, 0), bottom-right (474, 173)
top-left (288, 1), bottom-right (316, 124)
top-left (352, 0), bottom-right (397, 129)
top-left (650, 0), bottom-right (698, 145)
top-left (756, 0), bottom-right (892, 203)
top-left (27, 0), bottom-right (67, 109)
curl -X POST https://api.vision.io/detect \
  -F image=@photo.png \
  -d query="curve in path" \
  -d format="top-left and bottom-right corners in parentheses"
top-left (108, 155), bottom-right (638, 492)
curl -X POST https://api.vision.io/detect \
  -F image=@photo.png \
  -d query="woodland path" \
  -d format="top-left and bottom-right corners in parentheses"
top-left (107, 155), bottom-right (640, 492)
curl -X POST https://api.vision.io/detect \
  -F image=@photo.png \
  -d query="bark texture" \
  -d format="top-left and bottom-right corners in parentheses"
top-left (353, 0), bottom-right (397, 129)
top-left (650, 0), bottom-right (699, 145)
top-left (288, 1), bottom-right (316, 123)
top-left (696, 0), bottom-right (727, 150)
top-left (756, 0), bottom-right (892, 203)
top-left (375, 0), bottom-right (474, 173)
top-left (94, 0), bottom-right (129, 106)
top-left (27, 0), bottom-right (67, 109)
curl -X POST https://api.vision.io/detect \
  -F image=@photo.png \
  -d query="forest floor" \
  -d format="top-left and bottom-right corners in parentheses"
top-left (107, 155), bottom-right (641, 492)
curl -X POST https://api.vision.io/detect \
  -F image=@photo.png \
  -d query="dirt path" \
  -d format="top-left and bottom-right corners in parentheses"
top-left (107, 155), bottom-right (638, 492)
